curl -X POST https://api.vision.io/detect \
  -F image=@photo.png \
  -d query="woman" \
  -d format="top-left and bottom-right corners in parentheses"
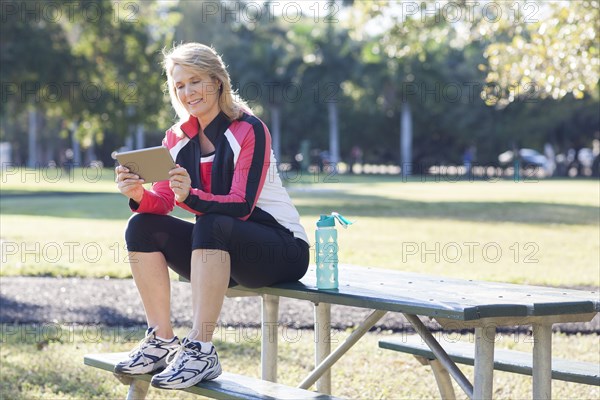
top-left (114, 42), bottom-right (309, 390)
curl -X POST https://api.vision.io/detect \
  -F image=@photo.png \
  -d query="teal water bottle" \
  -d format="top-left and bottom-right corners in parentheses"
top-left (315, 213), bottom-right (352, 290)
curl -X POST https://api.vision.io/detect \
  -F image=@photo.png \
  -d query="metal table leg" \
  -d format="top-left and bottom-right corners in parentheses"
top-left (126, 380), bottom-right (149, 400)
top-left (315, 302), bottom-right (332, 394)
top-left (532, 323), bottom-right (552, 399)
top-left (261, 294), bottom-right (280, 382)
top-left (299, 309), bottom-right (387, 390)
top-left (473, 325), bottom-right (496, 400)
top-left (403, 313), bottom-right (473, 399)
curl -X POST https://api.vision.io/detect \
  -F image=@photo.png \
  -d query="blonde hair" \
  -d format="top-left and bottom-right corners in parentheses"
top-left (162, 42), bottom-right (249, 126)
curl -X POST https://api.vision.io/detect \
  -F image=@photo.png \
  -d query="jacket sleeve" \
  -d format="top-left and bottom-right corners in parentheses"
top-left (129, 180), bottom-right (175, 215)
top-left (179, 120), bottom-right (270, 220)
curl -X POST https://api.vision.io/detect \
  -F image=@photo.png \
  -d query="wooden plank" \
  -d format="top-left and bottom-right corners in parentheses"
top-left (179, 265), bottom-right (599, 321)
top-left (379, 337), bottom-right (600, 386)
top-left (233, 265), bottom-right (599, 321)
top-left (436, 313), bottom-right (598, 329)
top-left (84, 352), bottom-right (343, 400)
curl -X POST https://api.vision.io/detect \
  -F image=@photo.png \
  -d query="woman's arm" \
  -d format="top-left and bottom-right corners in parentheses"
top-left (128, 179), bottom-right (175, 215)
top-left (126, 136), bottom-right (177, 215)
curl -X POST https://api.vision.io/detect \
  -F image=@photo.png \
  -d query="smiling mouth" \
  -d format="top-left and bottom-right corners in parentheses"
top-left (188, 99), bottom-right (203, 105)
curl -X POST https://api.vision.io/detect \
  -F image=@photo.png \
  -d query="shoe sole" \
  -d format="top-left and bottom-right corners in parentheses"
top-left (151, 367), bottom-right (222, 390)
top-left (114, 362), bottom-right (168, 375)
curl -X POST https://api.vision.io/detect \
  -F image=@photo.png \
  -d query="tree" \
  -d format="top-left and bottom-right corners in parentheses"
top-left (0, 0), bottom-right (75, 165)
top-left (477, 1), bottom-right (599, 104)
top-left (175, 1), bottom-right (305, 163)
top-left (353, 0), bottom-right (600, 166)
top-left (0, 0), bottom-right (180, 166)
top-left (64, 1), bottom-right (180, 149)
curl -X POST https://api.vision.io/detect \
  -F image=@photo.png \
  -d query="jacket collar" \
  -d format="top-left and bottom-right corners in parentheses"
top-left (179, 112), bottom-right (231, 143)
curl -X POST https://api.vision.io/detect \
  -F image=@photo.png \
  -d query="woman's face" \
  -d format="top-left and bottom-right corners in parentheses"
top-left (172, 65), bottom-right (221, 122)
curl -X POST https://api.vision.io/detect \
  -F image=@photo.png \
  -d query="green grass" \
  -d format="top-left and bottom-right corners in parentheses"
top-left (1, 170), bottom-right (599, 399)
top-left (1, 169), bottom-right (598, 286)
top-left (1, 324), bottom-right (598, 400)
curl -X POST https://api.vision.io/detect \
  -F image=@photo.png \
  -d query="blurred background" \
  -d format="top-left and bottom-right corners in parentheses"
top-left (1, 0), bottom-right (599, 179)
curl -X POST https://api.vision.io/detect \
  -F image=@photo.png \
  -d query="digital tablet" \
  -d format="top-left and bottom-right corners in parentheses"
top-left (115, 146), bottom-right (176, 182)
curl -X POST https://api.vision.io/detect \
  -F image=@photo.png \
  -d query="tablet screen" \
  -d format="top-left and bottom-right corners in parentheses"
top-left (115, 146), bottom-right (175, 182)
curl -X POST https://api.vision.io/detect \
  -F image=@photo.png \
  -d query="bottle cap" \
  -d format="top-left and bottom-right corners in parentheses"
top-left (317, 214), bottom-right (335, 228)
top-left (316, 212), bottom-right (353, 228)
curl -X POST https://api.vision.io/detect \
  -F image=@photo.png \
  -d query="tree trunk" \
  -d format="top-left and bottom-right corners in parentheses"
top-left (27, 107), bottom-right (37, 168)
top-left (136, 124), bottom-right (145, 149)
top-left (400, 101), bottom-right (413, 178)
top-left (71, 123), bottom-right (81, 166)
top-left (86, 142), bottom-right (97, 165)
top-left (328, 101), bottom-right (340, 166)
top-left (270, 104), bottom-right (281, 163)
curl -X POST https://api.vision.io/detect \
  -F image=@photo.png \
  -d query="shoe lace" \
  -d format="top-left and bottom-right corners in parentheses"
top-left (129, 327), bottom-right (157, 367)
top-left (166, 330), bottom-right (200, 370)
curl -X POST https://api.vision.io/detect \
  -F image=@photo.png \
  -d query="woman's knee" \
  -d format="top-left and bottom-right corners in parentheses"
top-left (124, 213), bottom-right (166, 251)
top-left (125, 213), bottom-right (151, 240)
top-left (193, 214), bottom-right (235, 249)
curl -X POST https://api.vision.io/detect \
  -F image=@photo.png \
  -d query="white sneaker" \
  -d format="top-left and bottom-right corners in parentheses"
top-left (150, 337), bottom-right (222, 389)
top-left (114, 326), bottom-right (180, 375)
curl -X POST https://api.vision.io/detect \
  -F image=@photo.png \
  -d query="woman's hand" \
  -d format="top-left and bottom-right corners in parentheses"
top-left (115, 165), bottom-right (145, 203)
top-left (169, 165), bottom-right (191, 203)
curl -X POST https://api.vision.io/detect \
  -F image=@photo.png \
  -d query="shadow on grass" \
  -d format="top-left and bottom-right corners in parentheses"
top-left (0, 295), bottom-right (144, 326)
top-left (0, 296), bottom-right (45, 323)
top-left (293, 190), bottom-right (598, 226)
top-left (1, 188), bottom-right (596, 226)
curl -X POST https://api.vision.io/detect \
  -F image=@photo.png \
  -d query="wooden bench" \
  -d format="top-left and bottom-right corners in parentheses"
top-left (84, 352), bottom-right (343, 400)
top-left (83, 286), bottom-right (342, 400)
top-left (379, 336), bottom-right (600, 398)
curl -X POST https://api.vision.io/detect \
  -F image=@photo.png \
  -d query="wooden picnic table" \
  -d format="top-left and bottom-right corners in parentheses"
top-left (234, 264), bottom-right (599, 399)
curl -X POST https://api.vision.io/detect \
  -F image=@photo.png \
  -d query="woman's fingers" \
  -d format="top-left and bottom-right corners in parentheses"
top-left (120, 177), bottom-right (144, 186)
top-left (168, 165), bottom-right (187, 175)
top-left (168, 166), bottom-right (190, 202)
top-left (116, 170), bottom-right (143, 183)
top-left (169, 165), bottom-right (190, 186)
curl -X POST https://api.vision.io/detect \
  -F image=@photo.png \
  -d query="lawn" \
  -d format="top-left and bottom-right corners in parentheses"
top-left (1, 168), bottom-right (599, 287)
top-left (0, 325), bottom-right (598, 400)
top-left (1, 168), bottom-right (599, 399)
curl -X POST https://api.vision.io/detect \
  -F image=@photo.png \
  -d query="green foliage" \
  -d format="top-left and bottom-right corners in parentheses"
top-left (481, 1), bottom-right (599, 104)
top-left (61, 1), bottom-right (180, 141)
top-left (1, 0), bottom-right (598, 167)
top-left (1, 0), bottom-right (180, 164)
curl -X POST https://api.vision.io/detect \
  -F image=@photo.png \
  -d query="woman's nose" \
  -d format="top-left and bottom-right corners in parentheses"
top-left (184, 84), bottom-right (195, 97)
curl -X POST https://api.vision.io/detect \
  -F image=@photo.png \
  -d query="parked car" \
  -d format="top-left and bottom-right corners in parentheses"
top-left (498, 148), bottom-right (548, 167)
top-left (577, 148), bottom-right (594, 168)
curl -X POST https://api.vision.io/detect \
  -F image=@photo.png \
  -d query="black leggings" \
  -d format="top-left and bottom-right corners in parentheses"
top-left (125, 213), bottom-right (310, 288)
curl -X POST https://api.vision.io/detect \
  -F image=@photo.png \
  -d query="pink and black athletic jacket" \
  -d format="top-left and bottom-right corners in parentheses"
top-left (130, 111), bottom-right (309, 244)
